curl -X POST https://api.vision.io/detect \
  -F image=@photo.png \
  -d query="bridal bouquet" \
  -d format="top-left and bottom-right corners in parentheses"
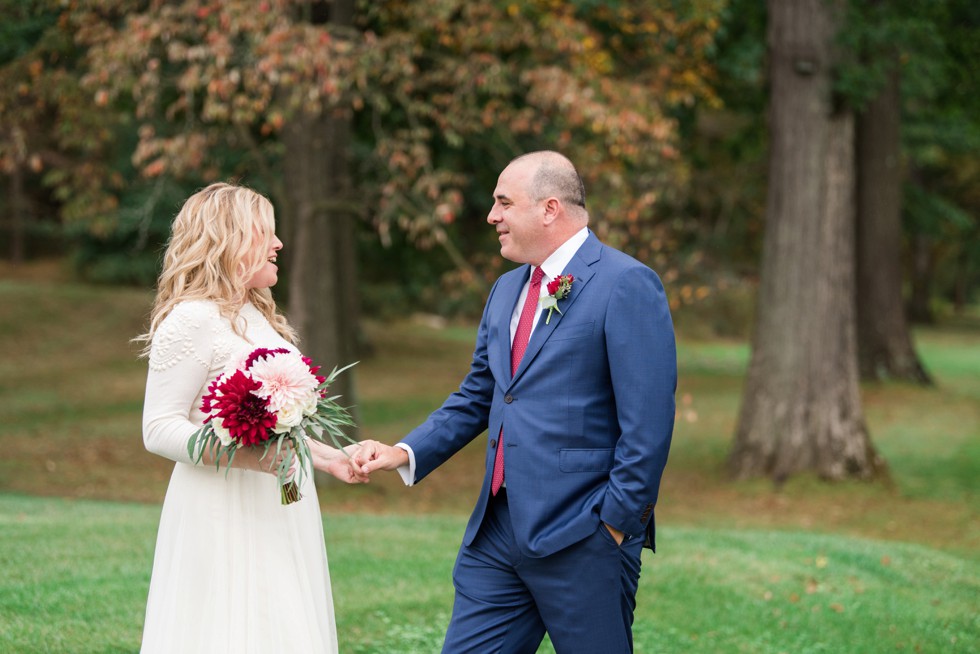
top-left (187, 347), bottom-right (356, 505)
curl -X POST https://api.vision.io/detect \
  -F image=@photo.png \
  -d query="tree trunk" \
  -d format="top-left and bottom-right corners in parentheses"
top-left (282, 111), bottom-right (360, 384)
top-left (906, 230), bottom-right (936, 324)
top-left (8, 161), bottom-right (26, 264)
top-left (856, 65), bottom-right (931, 383)
top-left (951, 245), bottom-right (974, 314)
top-left (729, 0), bottom-right (884, 482)
top-left (281, 0), bottom-right (360, 461)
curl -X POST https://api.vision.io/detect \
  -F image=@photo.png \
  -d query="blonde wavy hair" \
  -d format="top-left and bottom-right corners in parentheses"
top-left (136, 182), bottom-right (298, 353)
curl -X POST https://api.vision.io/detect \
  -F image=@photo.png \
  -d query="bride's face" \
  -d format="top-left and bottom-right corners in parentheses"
top-left (244, 228), bottom-right (283, 290)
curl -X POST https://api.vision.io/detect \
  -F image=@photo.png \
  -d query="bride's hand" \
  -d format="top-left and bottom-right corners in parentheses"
top-left (209, 441), bottom-right (295, 476)
top-left (309, 440), bottom-right (371, 484)
top-left (351, 439), bottom-right (409, 474)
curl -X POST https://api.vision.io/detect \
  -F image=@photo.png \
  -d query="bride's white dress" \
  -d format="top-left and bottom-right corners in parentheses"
top-left (140, 300), bottom-right (337, 653)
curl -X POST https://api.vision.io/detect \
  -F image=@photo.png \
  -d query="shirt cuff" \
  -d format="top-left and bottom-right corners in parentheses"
top-left (394, 442), bottom-right (416, 486)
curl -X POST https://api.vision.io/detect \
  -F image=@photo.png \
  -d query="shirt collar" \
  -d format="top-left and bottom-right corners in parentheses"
top-left (536, 227), bottom-right (589, 283)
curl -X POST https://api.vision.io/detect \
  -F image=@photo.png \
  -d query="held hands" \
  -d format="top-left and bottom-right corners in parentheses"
top-left (309, 441), bottom-right (372, 484)
top-left (307, 440), bottom-right (410, 483)
top-left (350, 440), bottom-right (409, 475)
top-left (304, 439), bottom-right (407, 483)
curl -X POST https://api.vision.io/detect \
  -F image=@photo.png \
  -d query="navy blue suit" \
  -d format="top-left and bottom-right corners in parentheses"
top-left (404, 232), bottom-right (676, 652)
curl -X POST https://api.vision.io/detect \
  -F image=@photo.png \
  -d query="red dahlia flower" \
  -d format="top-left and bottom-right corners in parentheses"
top-left (302, 355), bottom-right (327, 387)
top-left (243, 347), bottom-right (291, 370)
top-left (209, 370), bottom-right (277, 446)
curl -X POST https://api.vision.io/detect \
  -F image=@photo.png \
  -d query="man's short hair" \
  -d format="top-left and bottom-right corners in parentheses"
top-left (516, 151), bottom-right (587, 209)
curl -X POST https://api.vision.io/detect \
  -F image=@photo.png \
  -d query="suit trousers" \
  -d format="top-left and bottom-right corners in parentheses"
top-left (441, 490), bottom-right (644, 654)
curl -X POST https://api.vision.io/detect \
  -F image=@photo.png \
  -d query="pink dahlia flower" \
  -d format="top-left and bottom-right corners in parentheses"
top-left (248, 350), bottom-right (320, 427)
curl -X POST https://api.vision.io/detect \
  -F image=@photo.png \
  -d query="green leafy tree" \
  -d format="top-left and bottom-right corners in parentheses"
top-left (899, 0), bottom-right (980, 320)
top-left (836, 0), bottom-right (979, 377)
top-left (840, 0), bottom-right (950, 382)
top-left (0, 1), bottom-right (122, 264)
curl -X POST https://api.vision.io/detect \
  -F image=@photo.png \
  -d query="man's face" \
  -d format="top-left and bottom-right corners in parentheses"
top-left (487, 160), bottom-right (547, 265)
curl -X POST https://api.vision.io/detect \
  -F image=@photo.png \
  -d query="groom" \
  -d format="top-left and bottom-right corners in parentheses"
top-left (357, 151), bottom-right (676, 653)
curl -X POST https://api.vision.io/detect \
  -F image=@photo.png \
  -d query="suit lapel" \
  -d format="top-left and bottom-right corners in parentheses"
top-left (492, 266), bottom-right (531, 384)
top-left (510, 233), bottom-right (602, 384)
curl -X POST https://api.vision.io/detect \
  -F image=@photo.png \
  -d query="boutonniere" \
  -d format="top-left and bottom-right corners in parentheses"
top-left (540, 274), bottom-right (574, 324)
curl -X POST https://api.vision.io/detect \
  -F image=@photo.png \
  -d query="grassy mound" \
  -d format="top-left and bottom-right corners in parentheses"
top-left (1, 495), bottom-right (975, 653)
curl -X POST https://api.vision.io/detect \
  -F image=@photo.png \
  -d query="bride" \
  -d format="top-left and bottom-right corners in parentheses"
top-left (136, 183), bottom-right (368, 653)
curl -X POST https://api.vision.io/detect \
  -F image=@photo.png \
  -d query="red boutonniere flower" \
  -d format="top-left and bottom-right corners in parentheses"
top-left (540, 274), bottom-right (574, 324)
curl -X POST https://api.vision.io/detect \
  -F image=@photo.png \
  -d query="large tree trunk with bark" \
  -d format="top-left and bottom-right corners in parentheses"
top-left (282, 111), bottom-right (360, 397)
top-left (729, 0), bottom-right (884, 482)
top-left (856, 65), bottom-right (931, 383)
top-left (281, 0), bottom-right (361, 459)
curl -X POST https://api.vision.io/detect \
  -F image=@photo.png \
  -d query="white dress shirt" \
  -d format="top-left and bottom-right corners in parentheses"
top-left (395, 227), bottom-right (591, 486)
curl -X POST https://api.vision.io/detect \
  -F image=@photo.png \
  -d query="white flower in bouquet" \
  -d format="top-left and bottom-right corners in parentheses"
top-left (212, 419), bottom-right (234, 447)
top-left (273, 403), bottom-right (305, 433)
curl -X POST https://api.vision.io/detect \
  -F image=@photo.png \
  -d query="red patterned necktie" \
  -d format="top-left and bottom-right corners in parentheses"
top-left (492, 266), bottom-right (545, 496)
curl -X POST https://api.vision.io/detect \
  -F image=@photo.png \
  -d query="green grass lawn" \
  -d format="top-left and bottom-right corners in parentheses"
top-left (0, 271), bottom-right (978, 652)
top-left (1, 495), bottom-right (975, 653)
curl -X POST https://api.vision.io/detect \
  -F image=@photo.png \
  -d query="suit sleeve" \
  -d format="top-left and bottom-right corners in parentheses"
top-left (401, 281), bottom-right (499, 481)
top-left (599, 265), bottom-right (677, 539)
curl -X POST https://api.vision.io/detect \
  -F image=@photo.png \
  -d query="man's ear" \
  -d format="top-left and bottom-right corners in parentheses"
top-left (542, 197), bottom-right (561, 225)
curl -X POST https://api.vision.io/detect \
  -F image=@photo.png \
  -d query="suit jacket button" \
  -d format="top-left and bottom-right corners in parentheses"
top-left (504, 394), bottom-right (513, 404)
top-left (490, 439), bottom-right (497, 448)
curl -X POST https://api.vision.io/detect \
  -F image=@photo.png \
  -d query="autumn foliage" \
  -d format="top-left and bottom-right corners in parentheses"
top-left (62, 1), bottom-right (721, 275)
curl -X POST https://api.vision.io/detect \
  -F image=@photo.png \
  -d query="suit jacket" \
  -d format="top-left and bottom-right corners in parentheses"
top-left (403, 232), bottom-right (676, 558)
